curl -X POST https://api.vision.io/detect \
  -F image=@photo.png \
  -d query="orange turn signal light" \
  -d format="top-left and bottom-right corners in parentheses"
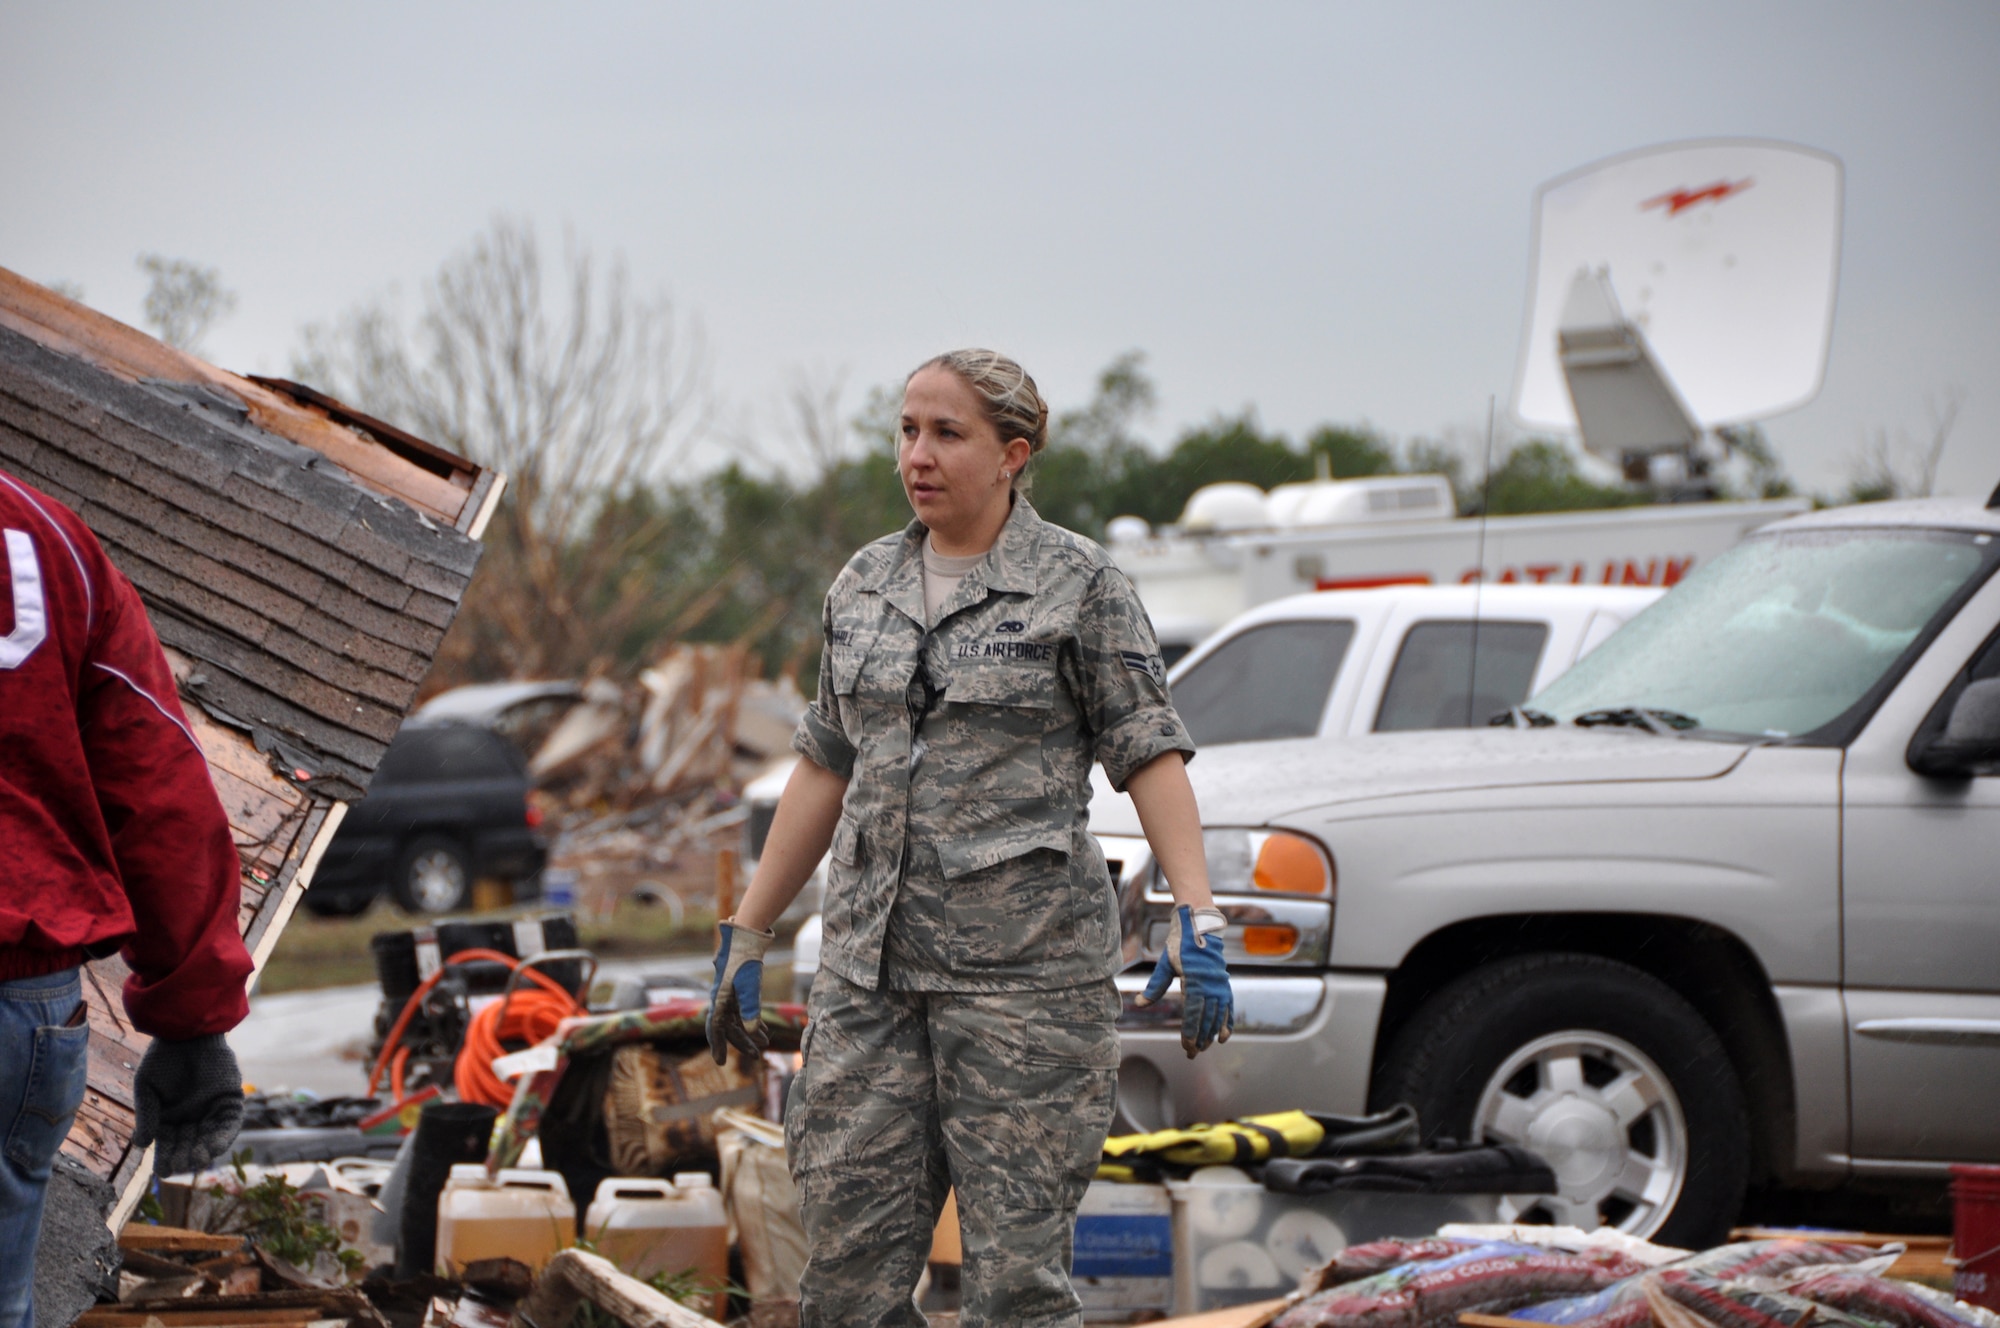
top-left (1239, 924), bottom-right (1300, 957)
top-left (1253, 832), bottom-right (1332, 895)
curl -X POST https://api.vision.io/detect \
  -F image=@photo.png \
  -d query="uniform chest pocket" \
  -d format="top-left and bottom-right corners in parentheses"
top-left (944, 659), bottom-right (1057, 711)
top-left (935, 661), bottom-right (1056, 801)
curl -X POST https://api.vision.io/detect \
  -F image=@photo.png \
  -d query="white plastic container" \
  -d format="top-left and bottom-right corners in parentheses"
top-left (586, 1173), bottom-right (730, 1319)
top-left (1167, 1166), bottom-right (1504, 1315)
top-left (1073, 1180), bottom-right (1174, 1322)
top-left (435, 1165), bottom-right (575, 1274)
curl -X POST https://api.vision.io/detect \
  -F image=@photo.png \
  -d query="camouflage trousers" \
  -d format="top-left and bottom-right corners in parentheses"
top-left (785, 970), bottom-right (1121, 1328)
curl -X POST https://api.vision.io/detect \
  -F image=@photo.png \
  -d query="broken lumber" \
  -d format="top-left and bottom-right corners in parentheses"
top-left (77, 1310), bottom-right (321, 1328)
top-left (116, 1224), bottom-right (247, 1254)
top-left (509, 1249), bottom-right (720, 1328)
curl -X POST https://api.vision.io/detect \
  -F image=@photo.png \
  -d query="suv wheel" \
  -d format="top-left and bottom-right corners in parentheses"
top-left (1372, 952), bottom-right (1748, 1246)
top-left (394, 836), bottom-right (471, 914)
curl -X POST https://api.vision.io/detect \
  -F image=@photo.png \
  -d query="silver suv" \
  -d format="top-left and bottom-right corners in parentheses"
top-left (1097, 495), bottom-right (2000, 1247)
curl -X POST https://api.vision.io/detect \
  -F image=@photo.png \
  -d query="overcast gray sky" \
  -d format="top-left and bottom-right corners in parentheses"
top-left (3, 2), bottom-right (1994, 497)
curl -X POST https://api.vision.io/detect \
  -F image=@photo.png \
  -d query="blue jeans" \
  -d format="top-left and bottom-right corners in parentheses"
top-left (0, 969), bottom-right (89, 1328)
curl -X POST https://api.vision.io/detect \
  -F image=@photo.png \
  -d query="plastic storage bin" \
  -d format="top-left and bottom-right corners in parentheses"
top-left (1074, 1180), bottom-right (1175, 1322)
top-left (1168, 1167), bottom-right (1503, 1315)
top-left (585, 1174), bottom-right (731, 1320)
top-left (435, 1164), bottom-right (576, 1274)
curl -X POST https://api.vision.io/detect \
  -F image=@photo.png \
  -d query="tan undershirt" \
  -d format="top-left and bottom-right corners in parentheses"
top-left (922, 535), bottom-right (987, 627)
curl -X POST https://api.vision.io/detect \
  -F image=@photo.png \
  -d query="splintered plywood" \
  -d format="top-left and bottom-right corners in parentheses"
top-left (0, 267), bottom-right (493, 531)
top-left (0, 303), bottom-right (494, 793)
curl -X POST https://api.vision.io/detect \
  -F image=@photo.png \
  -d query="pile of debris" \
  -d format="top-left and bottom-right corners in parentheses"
top-left (447, 643), bottom-right (805, 910)
top-left (526, 644), bottom-right (803, 814)
top-left (97, 1228), bottom-right (717, 1328)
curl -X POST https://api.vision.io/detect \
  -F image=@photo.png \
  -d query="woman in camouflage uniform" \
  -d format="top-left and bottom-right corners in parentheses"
top-left (709, 349), bottom-right (1233, 1327)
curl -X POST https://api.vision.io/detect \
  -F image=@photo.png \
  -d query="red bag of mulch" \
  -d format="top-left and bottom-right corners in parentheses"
top-left (1679, 1239), bottom-right (1886, 1282)
top-left (1509, 1280), bottom-right (1654, 1328)
top-left (1276, 1244), bottom-right (1648, 1328)
top-left (1642, 1268), bottom-right (1824, 1328)
top-left (1299, 1238), bottom-right (1482, 1293)
top-left (1786, 1270), bottom-right (2000, 1328)
top-left (1509, 1238), bottom-right (1889, 1328)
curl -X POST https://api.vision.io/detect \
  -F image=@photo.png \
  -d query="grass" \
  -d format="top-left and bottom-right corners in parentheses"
top-left (258, 894), bottom-right (718, 996)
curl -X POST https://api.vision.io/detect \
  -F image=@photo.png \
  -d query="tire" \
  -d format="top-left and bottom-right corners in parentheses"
top-left (393, 836), bottom-right (472, 914)
top-left (1371, 952), bottom-right (1748, 1246)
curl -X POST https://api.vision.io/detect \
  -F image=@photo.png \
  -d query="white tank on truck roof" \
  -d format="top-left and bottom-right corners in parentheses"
top-left (1179, 482), bottom-right (1269, 533)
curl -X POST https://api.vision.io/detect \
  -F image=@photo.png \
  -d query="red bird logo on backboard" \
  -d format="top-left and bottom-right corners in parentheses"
top-left (1641, 178), bottom-right (1754, 216)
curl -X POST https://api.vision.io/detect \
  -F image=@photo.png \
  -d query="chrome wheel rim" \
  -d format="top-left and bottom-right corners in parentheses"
top-left (407, 848), bottom-right (467, 913)
top-left (1473, 1030), bottom-right (1686, 1236)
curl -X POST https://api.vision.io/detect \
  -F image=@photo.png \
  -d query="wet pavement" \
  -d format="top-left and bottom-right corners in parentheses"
top-left (234, 951), bottom-right (779, 1096)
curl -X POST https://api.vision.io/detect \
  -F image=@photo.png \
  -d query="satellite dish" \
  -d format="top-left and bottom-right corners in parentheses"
top-left (1512, 139), bottom-right (1843, 446)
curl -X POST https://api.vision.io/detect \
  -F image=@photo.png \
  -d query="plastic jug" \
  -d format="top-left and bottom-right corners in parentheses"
top-left (586, 1173), bottom-right (730, 1317)
top-left (435, 1164), bottom-right (575, 1274)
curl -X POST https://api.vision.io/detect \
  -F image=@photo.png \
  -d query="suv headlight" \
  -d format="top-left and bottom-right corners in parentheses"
top-left (1133, 828), bottom-right (1335, 966)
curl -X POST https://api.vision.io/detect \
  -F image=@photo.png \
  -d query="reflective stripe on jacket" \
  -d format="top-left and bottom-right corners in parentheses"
top-left (792, 497), bottom-right (1193, 992)
top-left (0, 472), bottom-right (252, 1038)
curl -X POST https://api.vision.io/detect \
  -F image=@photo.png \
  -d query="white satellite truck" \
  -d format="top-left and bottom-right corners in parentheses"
top-left (1112, 476), bottom-right (1800, 664)
top-left (1114, 135), bottom-right (1843, 658)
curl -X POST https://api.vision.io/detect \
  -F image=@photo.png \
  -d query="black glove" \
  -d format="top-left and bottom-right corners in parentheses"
top-left (133, 1034), bottom-right (244, 1176)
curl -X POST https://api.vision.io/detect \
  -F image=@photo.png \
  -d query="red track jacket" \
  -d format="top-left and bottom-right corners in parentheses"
top-left (0, 472), bottom-right (251, 1039)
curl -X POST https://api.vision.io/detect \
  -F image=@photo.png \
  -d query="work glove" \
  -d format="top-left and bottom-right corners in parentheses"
top-left (1135, 905), bottom-right (1234, 1059)
top-left (708, 918), bottom-right (774, 1065)
top-left (132, 1034), bottom-right (245, 1176)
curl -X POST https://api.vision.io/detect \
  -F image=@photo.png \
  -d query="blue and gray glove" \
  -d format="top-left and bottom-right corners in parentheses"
top-left (1135, 905), bottom-right (1234, 1059)
top-left (707, 918), bottom-right (775, 1065)
top-left (133, 1034), bottom-right (244, 1176)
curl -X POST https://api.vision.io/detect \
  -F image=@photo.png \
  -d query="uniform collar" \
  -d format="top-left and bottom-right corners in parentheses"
top-left (979, 495), bottom-right (1043, 595)
top-left (864, 496), bottom-right (1043, 620)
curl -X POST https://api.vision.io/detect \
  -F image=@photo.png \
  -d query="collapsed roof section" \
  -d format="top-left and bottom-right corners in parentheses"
top-left (0, 266), bottom-right (504, 798)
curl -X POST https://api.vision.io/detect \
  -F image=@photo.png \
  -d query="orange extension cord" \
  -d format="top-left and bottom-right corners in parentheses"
top-left (366, 947), bottom-right (584, 1110)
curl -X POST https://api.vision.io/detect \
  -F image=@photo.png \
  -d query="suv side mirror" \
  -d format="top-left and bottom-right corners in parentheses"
top-left (1910, 678), bottom-right (2000, 777)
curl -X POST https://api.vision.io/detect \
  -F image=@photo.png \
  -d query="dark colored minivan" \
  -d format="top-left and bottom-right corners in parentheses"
top-left (305, 721), bottom-right (548, 916)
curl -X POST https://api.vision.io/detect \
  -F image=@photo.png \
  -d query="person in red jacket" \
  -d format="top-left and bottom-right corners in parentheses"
top-left (0, 471), bottom-right (253, 1328)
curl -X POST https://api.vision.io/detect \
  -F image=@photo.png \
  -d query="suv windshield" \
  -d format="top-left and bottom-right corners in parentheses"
top-left (1531, 527), bottom-right (1997, 741)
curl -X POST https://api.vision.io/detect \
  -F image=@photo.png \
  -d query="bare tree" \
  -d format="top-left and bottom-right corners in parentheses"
top-left (784, 366), bottom-right (855, 475)
top-left (1848, 387), bottom-right (1965, 502)
top-left (137, 254), bottom-right (236, 353)
top-left (295, 218), bottom-right (708, 683)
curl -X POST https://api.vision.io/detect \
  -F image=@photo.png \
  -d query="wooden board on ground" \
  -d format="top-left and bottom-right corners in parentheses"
top-left (115, 1224), bottom-right (246, 1254)
top-left (1158, 1300), bottom-right (1292, 1328)
top-left (77, 1311), bottom-right (322, 1328)
top-left (1729, 1228), bottom-right (1952, 1248)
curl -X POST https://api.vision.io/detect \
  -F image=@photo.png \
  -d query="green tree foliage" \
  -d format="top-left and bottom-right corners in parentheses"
top-left (1479, 440), bottom-right (1644, 515)
top-left (1714, 423), bottom-right (1797, 500)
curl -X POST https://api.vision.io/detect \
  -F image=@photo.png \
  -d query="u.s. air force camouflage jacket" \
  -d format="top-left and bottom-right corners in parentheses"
top-left (792, 497), bottom-right (1195, 993)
